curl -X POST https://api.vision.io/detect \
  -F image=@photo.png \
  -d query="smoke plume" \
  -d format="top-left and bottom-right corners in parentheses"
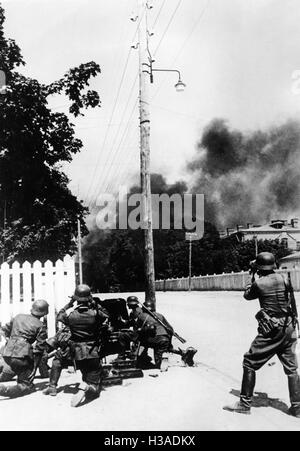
top-left (188, 118), bottom-right (300, 228)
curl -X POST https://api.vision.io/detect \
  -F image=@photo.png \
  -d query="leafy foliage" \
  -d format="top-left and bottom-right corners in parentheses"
top-left (0, 5), bottom-right (101, 262)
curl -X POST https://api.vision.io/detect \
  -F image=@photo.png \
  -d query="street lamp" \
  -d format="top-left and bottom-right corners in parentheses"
top-left (146, 66), bottom-right (186, 92)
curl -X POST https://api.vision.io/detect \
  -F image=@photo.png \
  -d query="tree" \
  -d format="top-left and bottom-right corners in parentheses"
top-left (0, 5), bottom-right (101, 262)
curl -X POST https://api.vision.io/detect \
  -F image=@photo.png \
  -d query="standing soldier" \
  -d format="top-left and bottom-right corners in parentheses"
top-left (56, 284), bottom-right (109, 407)
top-left (224, 252), bottom-right (300, 417)
top-left (0, 299), bottom-right (49, 398)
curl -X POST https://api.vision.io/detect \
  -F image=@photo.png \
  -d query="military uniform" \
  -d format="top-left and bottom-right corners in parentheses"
top-left (127, 297), bottom-right (197, 368)
top-left (56, 285), bottom-right (109, 407)
top-left (0, 310), bottom-right (48, 398)
top-left (243, 272), bottom-right (297, 374)
top-left (132, 308), bottom-right (173, 368)
top-left (224, 252), bottom-right (300, 417)
top-left (0, 345), bottom-right (15, 382)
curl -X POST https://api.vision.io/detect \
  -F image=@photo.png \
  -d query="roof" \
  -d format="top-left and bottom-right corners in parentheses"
top-left (237, 225), bottom-right (300, 234)
top-left (279, 252), bottom-right (300, 262)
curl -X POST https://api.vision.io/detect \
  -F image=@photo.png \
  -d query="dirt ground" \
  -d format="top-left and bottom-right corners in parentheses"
top-left (1, 290), bottom-right (300, 431)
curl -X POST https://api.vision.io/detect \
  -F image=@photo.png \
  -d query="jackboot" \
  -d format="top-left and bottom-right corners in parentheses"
top-left (43, 385), bottom-right (57, 396)
top-left (288, 373), bottom-right (300, 418)
top-left (160, 354), bottom-right (169, 372)
top-left (181, 347), bottom-right (198, 367)
top-left (223, 367), bottom-right (256, 415)
top-left (71, 382), bottom-right (100, 407)
top-left (71, 382), bottom-right (88, 407)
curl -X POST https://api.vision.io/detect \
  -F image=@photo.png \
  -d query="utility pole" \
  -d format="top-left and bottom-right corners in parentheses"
top-left (77, 216), bottom-right (83, 284)
top-left (188, 236), bottom-right (192, 291)
top-left (2, 200), bottom-right (6, 263)
top-left (186, 232), bottom-right (197, 291)
top-left (138, 0), bottom-right (156, 310)
top-left (254, 235), bottom-right (258, 257)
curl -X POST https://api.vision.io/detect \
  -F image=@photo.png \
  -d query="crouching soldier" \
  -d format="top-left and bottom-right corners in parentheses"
top-left (127, 296), bottom-right (197, 370)
top-left (56, 284), bottom-right (109, 407)
top-left (0, 299), bottom-right (49, 398)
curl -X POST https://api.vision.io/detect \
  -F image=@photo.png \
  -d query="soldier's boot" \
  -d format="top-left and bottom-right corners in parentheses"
top-left (288, 374), bottom-right (300, 418)
top-left (38, 361), bottom-right (50, 379)
top-left (85, 383), bottom-right (101, 401)
top-left (223, 367), bottom-right (256, 415)
top-left (0, 370), bottom-right (15, 382)
top-left (71, 382), bottom-right (100, 407)
top-left (181, 347), bottom-right (198, 367)
top-left (0, 383), bottom-right (35, 398)
top-left (42, 385), bottom-right (57, 396)
top-left (160, 353), bottom-right (169, 372)
top-left (71, 382), bottom-right (88, 407)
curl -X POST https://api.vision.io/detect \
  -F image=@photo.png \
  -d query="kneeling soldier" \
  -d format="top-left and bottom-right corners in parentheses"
top-left (56, 284), bottom-right (109, 407)
top-left (127, 297), bottom-right (197, 370)
top-left (0, 299), bottom-right (49, 398)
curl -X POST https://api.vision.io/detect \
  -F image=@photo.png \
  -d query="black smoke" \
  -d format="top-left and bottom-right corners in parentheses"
top-left (188, 118), bottom-right (300, 228)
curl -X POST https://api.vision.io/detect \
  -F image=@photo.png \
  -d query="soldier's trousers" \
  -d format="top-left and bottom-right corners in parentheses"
top-left (0, 356), bottom-right (15, 382)
top-left (48, 356), bottom-right (69, 387)
top-left (143, 336), bottom-right (171, 367)
top-left (0, 357), bottom-right (34, 397)
top-left (76, 358), bottom-right (102, 392)
top-left (243, 322), bottom-right (298, 375)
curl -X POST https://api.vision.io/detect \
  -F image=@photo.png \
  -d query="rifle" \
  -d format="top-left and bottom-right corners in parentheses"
top-left (138, 301), bottom-right (186, 344)
top-left (287, 272), bottom-right (299, 333)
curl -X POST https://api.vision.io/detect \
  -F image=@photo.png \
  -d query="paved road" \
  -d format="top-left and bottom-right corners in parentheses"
top-left (1, 291), bottom-right (300, 431)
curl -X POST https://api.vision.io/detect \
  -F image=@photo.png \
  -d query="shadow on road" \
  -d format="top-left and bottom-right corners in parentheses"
top-left (57, 383), bottom-right (79, 395)
top-left (230, 388), bottom-right (289, 415)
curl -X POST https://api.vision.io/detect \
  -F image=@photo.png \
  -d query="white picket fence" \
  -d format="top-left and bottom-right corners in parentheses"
top-left (156, 268), bottom-right (300, 292)
top-left (0, 255), bottom-right (76, 337)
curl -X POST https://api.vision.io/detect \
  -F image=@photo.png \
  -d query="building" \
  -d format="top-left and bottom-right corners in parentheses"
top-left (219, 218), bottom-right (300, 251)
top-left (279, 252), bottom-right (300, 269)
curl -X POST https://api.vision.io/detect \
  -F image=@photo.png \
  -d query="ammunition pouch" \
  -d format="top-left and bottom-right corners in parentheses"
top-left (255, 309), bottom-right (281, 337)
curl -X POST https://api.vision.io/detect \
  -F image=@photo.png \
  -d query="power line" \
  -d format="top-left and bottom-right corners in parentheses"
top-left (105, 111), bottom-right (139, 194)
top-left (152, 0), bottom-right (167, 28)
top-left (152, 0), bottom-right (211, 100)
top-left (85, 48), bottom-right (134, 204)
top-left (153, 0), bottom-right (183, 56)
top-left (92, 72), bottom-right (139, 199)
top-left (93, 97), bottom-right (139, 203)
top-left (85, 9), bottom-right (145, 206)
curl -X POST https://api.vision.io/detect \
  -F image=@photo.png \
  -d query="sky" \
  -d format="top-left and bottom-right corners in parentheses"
top-left (2, 0), bottom-right (300, 208)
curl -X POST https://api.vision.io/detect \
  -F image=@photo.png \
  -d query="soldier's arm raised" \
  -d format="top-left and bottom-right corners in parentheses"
top-left (57, 298), bottom-right (76, 325)
top-left (244, 281), bottom-right (259, 301)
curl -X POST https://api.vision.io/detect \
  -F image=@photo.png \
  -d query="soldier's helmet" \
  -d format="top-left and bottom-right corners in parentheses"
top-left (127, 296), bottom-right (139, 307)
top-left (73, 284), bottom-right (92, 303)
top-left (255, 252), bottom-right (276, 271)
top-left (31, 299), bottom-right (49, 317)
top-left (143, 301), bottom-right (154, 312)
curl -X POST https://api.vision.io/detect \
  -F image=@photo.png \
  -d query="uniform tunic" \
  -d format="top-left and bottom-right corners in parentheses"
top-left (131, 308), bottom-right (174, 367)
top-left (243, 272), bottom-right (298, 375)
top-left (57, 304), bottom-right (108, 387)
top-left (0, 314), bottom-right (47, 394)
